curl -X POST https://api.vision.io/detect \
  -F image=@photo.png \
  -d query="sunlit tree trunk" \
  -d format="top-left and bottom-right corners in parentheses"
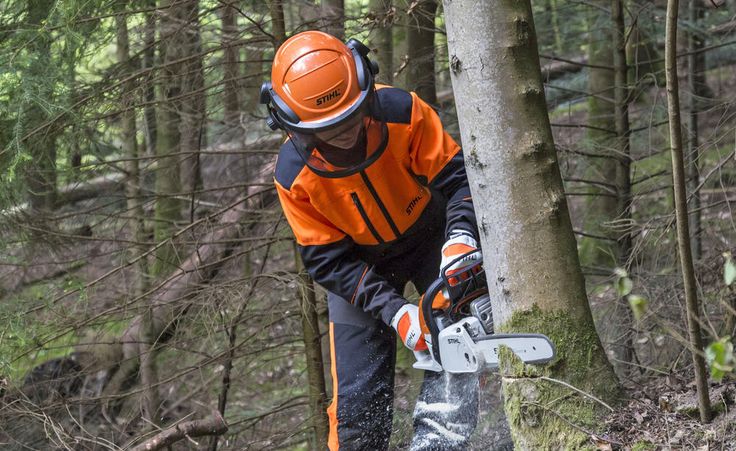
top-left (406, 0), bottom-right (437, 105)
top-left (444, 0), bottom-right (621, 447)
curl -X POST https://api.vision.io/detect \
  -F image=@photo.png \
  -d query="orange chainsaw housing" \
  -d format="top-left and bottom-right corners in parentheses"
top-left (418, 289), bottom-right (450, 336)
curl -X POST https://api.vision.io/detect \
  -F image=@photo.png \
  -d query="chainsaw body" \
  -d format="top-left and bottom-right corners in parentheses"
top-left (414, 252), bottom-right (556, 373)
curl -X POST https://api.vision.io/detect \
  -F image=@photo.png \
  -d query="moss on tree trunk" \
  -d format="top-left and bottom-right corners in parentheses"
top-left (500, 306), bottom-right (620, 449)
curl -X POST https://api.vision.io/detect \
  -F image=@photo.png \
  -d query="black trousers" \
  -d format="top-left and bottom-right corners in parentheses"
top-left (326, 234), bottom-right (479, 450)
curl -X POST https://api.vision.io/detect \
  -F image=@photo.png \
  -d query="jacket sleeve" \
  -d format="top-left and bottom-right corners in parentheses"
top-left (275, 180), bottom-right (407, 325)
top-left (408, 94), bottom-right (478, 239)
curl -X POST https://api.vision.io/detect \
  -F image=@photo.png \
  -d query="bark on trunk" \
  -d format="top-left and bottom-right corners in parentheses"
top-left (115, 0), bottom-right (156, 422)
top-left (24, 0), bottom-right (57, 210)
top-left (321, 0), bottom-right (345, 41)
top-left (611, 0), bottom-right (636, 372)
top-left (143, 0), bottom-right (157, 157)
top-left (221, 1), bottom-right (241, 130)
top-left (443, 1), bottom-right (621, 448)
top-left (270, 0), bottom-right (286, 47)
top-left (406, 0), bottom-right (438, 105)
top-left (368, 0), bottom-right (394, 85)
top-left (581, 2), bottom-right (618, 269)
top-left (294, 247), bottom-right (329, 449)
top-left (180, 0), bottom-right (205, 196)
top-left (686, 0), bottom-right (705, 260)
top-left (153, 0), bottom-right (185, 275)
top-left (664, 0), bottom-right (712, 424)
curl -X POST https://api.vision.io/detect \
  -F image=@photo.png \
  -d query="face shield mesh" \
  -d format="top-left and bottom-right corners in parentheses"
top-left (286, 91), bottom-right (389, 177)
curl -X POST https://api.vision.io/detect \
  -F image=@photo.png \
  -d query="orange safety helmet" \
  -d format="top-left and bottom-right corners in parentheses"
top-left (260, 31), bottom-right (379, 134)
top-left (261, 31), bottom-right (388, 177)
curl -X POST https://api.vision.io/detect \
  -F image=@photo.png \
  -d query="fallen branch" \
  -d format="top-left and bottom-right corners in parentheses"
top-left (130, 410), bottom-right (228, 451)
top-left (0, 173), bottom-right (126, 220)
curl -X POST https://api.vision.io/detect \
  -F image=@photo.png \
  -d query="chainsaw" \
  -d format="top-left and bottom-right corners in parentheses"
top-left (413, 251), bottom-right (556, 373)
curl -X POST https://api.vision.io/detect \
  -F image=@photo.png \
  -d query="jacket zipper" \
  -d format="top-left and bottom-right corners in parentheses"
top-left (360, 171), bottom-right (401, 239)
top-left (351, 192), bottom-right (385, 244)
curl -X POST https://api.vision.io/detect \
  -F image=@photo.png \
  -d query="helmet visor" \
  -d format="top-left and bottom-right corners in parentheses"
top-left (286, 95), bottom-right (388, 177)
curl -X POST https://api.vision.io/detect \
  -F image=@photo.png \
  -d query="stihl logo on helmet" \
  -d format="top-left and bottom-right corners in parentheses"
top-left (316, 88), bottom-right (342, 106)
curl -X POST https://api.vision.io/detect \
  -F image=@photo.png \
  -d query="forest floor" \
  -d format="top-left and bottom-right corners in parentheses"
top-left (602, 375), bottom-right (736, 450)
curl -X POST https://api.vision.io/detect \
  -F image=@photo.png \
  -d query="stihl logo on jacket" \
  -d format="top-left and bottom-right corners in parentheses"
top-left (405, 193), bottom-right (424, 215)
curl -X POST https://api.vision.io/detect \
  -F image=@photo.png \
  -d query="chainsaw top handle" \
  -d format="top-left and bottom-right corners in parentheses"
top-left (441, 249), bottom-right (485, 305)
top-left (421, 250), bottom-right (487, 366)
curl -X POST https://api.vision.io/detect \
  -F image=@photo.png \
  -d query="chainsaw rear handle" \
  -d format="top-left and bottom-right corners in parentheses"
top-left (420, 277), bottom-right (446, 366)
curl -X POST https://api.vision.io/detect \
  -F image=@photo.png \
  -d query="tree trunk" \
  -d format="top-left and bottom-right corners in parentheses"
top-left (321, 0), bottom-right (345, 41)
top-left (368, 0), bottom-right (394, 85)
top-left (221, 1), bottom-right (240, 130)
top-left (116, 3), bottom-right (158, 423)
top-left (180, 0), bottom-right (204, 197)
top-left (686, 0), bottom-right (705, 260)
top-left (270, 0), bottom-right (286, 47)
top-left (443, 1), bottom-right (621, 448)
top-left (143, 0), bottom-right (157, 157)
top-left (153, 0), bottom-right (186, 275)
top-left (24, 0), bottom-right (57, 210)
top-left (406, 0), bottom-right (438, 105)
top-left (611, 0), bottom-right (636, 372)
top-left (294, 246), bottom-right (329, 449)
top-left (581, 2), bottom-right (618, 270)
top-left (664, 0), bottom-right (711, 424)
top-left (115, 1), bottom-right (148, 299)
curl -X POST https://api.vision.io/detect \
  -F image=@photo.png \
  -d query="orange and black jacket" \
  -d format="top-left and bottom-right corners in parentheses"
top-left (274, 86), bottom-right (477, 325)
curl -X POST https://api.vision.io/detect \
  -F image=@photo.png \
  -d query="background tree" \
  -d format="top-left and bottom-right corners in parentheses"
top-left (22, 0), bottom-right (58, 210)
top-left (405, 0), bottom-right (438, 105)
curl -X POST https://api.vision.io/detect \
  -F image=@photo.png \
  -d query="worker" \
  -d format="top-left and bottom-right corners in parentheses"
top-left (261, 30), bottom-right (481, 450)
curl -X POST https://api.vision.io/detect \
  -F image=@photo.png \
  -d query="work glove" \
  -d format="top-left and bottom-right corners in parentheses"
top-left (440, 230), bottom-right (482, 282)
top-left (391, 304), bottom-right (428, 352)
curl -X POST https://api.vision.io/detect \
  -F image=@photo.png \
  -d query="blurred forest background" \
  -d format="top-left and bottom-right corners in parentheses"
top-left (1, 0), bottom-right (736, 449)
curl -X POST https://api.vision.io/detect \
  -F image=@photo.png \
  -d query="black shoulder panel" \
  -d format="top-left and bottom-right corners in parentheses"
top-left (375, 87), bottom-right (412, 124)
top-left (274, 140), bottom-right (306, 190)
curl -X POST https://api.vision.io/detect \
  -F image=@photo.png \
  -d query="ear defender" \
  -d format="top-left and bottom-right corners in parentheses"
top-left (260, 82), bottom-right (282, 131)
top-left (260, 81), bottom-right (301, 131)
top-left (346, 39), bottom-right (379, 90)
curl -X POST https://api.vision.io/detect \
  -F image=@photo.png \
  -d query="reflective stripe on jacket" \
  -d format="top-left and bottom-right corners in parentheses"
top-left (274, 86), bottom-right (477, 325)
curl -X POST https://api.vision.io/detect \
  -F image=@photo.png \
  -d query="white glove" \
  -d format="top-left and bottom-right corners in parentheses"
top-left (391, 304), bottom-right (428, 351)
top-left (440, 230), bottom-right (482, 278)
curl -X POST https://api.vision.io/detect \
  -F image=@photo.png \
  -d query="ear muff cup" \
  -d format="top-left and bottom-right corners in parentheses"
top-left (346, 39), bottom-right (379, 91)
